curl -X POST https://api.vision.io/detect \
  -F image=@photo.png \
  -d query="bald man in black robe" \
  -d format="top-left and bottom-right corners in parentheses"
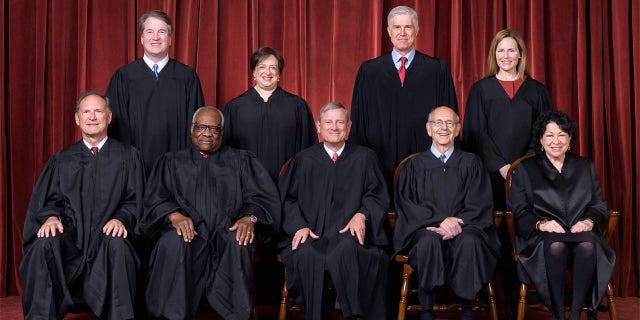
top-left (350, 6), bottom-right (458, 193)
top-left (140, 107), bottom-right (281, 320)
top-left (20, 91), bottom-right (145, 320)
top-left (279, 102), bottom-right (390, 320)
top-left (394, 107), bottom-right (499, 320)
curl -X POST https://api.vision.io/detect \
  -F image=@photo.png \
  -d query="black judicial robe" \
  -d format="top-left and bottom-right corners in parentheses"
top-left (20, 139), bottom-right (145, 320)
top-left (394, 150), bottom-right (499, 300)
top-left (463, 76), bottom-right (552, 208)
top-left (507, 153), bottom-right (615, 313)
top-left (222, 87), bottom-right (318, 182)
top-left (278, 143), bottom-right (390, 319)
top-left (350, 51), bottom-right (458, 189)
top-left (140, 145), bottom-right (281, 320)
top-left (106, 58), bottom-right (204, 169)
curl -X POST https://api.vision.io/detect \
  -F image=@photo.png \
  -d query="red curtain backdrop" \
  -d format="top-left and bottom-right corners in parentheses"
top-left (1, 0), bottom-right (638, 297)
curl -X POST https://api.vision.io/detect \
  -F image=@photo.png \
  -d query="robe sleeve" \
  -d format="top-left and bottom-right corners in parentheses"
top-left (462, 83), bottom-right (506, 172)
top-left (296, 100), bottom-right (319, 151)
top-left (348, 63), bottom-right (366, 145)
top-left (583, 162), bottom-right (608, 233)
top-left (113, 148), bottom-right (146, 236)
top-left (185, 73), bottom-right (205, 146)
top-left (105, 70), bottom-right (131, 145)
top-left (436, 60), bottom-right (459, 111)
top-left (393, 158), bottom-right (441, 253)
top-left (278, 157), bottom-right (309, 237)
top-left (357, 152), bottom-right (390, 246)
top-left (22, 157), bottom-right (65, 246)
top-left (238, 154), bottom-right (282, 235)
top-left (526, 84), bottom-right (553, 152)
top-left (140, 154), bottom-right (183, 237)
top-left (508, 162), bottom-right (540, 239)
top-left (455, 156), bottom-right (495, 230)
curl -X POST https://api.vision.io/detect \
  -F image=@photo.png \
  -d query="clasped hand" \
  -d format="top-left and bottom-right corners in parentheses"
top-left (539, 219), bottom-right (593, 233)
top-left (427, 217), bottom-right (464, 240)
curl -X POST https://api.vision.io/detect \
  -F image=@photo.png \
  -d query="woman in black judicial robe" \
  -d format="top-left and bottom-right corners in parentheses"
top-left (463, 29), bottom-right (552, 209)
top-left (507, 111), bottom-right (614, 320)
top-left (223, 47), bottom-right (317, 182)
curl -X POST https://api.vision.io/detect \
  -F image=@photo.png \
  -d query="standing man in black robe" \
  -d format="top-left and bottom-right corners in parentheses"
top-left (350, 5), bottom-right (458, 193)
top-left (140, 107), bottom-right (281, 320)
top-left (106, 10), bottom-right (204, 171)
top-left (394, 107), bottom-right (499, 320)
top-left (20, 91), bottom-right (145, 320)
top-left (279, 102), bottom-right (390, 320)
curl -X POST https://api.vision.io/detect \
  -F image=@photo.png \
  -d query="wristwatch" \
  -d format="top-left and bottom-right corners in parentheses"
top-left (246, 215), bottom-right (258, 224)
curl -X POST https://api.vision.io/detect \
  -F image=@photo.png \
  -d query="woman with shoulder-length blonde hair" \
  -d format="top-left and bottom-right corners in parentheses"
top-left (463, 28), bottom-right (553, 210)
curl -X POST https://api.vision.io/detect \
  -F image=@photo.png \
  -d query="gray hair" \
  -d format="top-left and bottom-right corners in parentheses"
top-left (387, 6), bottom-right (419, 30)
top-left (318, 102), bottom-right (349, 121)
top-left (192, 106), bottom-right (224, 127)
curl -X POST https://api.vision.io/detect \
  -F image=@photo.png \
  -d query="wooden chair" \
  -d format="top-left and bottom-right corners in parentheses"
top-left (392, 153), bottom-right (500, 320)
top-left (504, 153), bottom-right (619, 320)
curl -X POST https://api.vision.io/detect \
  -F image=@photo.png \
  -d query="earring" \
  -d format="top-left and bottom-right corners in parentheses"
top-left (568, 145), bottom-right (571, 151)
top-left (541, 146), bottom-right (544, 152)
top-left (253, 77), bottom-right (256, 81)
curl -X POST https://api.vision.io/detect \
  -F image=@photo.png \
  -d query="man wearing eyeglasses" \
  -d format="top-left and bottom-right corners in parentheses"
top-left (393, 106), bottom-right (500, 320)
top-left (139, 106), bottom-right (281, 320)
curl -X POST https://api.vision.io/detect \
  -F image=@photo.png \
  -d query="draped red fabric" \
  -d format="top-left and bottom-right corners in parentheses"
top-left (1, 0), bottom-right (638, 298)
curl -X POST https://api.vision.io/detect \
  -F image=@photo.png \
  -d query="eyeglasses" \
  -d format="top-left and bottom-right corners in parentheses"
top-left (193, 123), bottom-right (222, 134)
top-left (429, 120), bottom-right (458, 128)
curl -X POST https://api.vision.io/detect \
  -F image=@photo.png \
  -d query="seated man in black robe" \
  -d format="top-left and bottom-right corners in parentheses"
top-left (393, 106), bottom-right (500, 320)
top-left (279, 102), bottom-right (390, 320)
top-left (140, 106), bottom-right (281, 320)
top-left (20, 91), bottom-right (145, 320)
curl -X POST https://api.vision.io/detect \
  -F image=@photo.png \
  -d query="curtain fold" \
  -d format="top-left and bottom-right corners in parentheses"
top-left (1, 0), bottom-right (638, 297)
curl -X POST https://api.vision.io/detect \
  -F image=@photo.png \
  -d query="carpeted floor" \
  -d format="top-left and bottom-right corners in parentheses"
top-left (2, 295), bottom-right (638, 319)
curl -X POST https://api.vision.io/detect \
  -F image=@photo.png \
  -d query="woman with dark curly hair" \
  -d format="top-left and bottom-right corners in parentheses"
top-left (507, 110), bottom-right (615, 320)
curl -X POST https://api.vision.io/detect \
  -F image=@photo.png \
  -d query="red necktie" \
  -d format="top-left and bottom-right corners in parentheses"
top-left (398, 57), bottom-right (408, 85)
top-left (332, 152), bottom-right (338, 163)
top-left (91, 146), bottom-right (98, 157)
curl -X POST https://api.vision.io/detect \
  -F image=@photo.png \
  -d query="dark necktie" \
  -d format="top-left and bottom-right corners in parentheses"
top-left (153, 63), bottom-right (159, 79)
top-left (332, 152), bottom-right (338, 163)
top-left (398, 57), bottom-right (408, 85)
top-left (91, 146), bottom-right (98, 157)
top-left (439, 154), bottom-right (446, 163)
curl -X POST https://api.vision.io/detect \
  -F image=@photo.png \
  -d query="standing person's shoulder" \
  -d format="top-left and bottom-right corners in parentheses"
top-left (357, 52), bottom-right (393, 70)
top-left (412, 50), bottom-right (452, 70)
top-left (165, 58), bottom-right (200, 78)
top-left (109, 58), bottom-right (148, 80)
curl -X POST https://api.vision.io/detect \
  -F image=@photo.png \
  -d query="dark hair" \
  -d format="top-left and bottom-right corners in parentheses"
top-left (250, 47), bottom-right (284, 73)
top-left (139, 10), bottom-right (173, 36)
top-left (532, 110), bottom-right (576, 153)
top-left (75, 90), bottom-right (110, 112)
